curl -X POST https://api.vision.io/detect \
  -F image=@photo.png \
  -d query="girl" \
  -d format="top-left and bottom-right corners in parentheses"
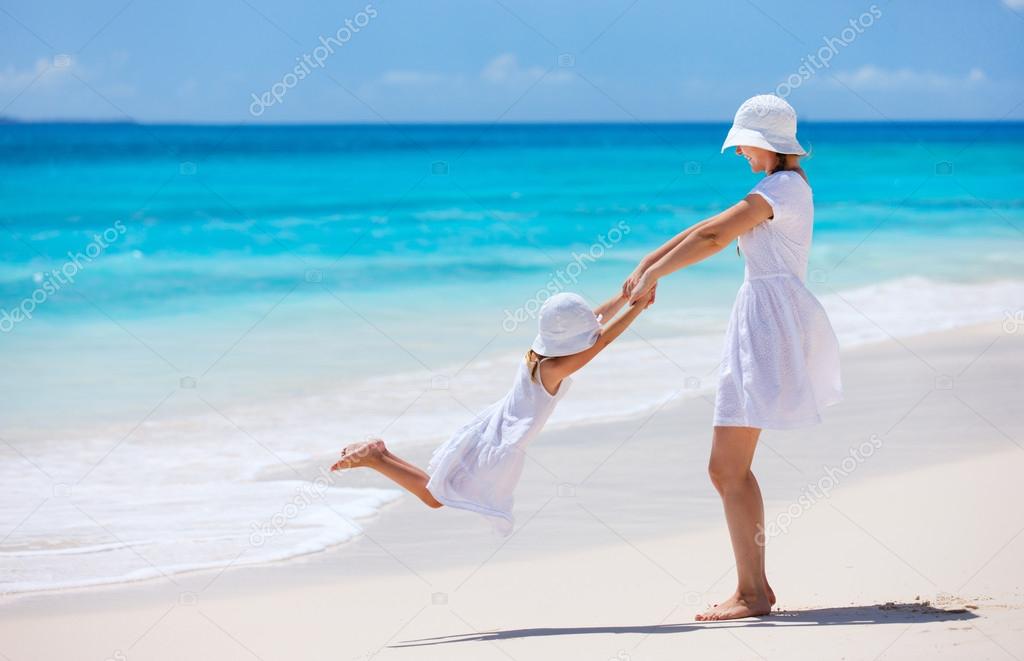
top-left (331, 289), bottom-right (653, 535)
top-left (624, 94), bottom-right (842, 621)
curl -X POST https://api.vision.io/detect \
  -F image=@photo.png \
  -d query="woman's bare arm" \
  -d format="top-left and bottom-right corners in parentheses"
top-left (628, 195), bottom-right (772, 304)
top-left (622, 218), bottom-right (714, 296)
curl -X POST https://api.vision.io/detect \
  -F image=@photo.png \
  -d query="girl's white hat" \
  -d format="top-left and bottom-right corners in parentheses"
top-left (721, 94), bottom-right (806, 156)
top-left (531, 293), bottom-right (601, 357)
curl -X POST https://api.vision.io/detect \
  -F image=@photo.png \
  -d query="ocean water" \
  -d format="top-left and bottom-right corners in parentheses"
top-left (1, 122), bottom-right (1023, 594)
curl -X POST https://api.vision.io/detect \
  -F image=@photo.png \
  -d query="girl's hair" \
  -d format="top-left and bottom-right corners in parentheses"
top-left (525, 349), bottom-right (546, 383)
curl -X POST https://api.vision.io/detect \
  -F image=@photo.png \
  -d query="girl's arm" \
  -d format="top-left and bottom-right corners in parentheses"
top-left (545, 291), bottom-right (653, 382)
top-left (591, 291), bottom-right (628, 322)
top-left (628, 195), bottom-right (772, 304)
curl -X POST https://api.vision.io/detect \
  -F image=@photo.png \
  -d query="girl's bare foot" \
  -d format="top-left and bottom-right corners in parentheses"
top-left (331, 438), bottom-right (386, 470)
top-left (766, 580), bottom-right (776, 607)
top-left (695, 591), bottom-right (772, 621)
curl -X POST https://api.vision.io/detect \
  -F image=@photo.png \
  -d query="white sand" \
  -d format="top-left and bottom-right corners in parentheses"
top-left (2, 322), bottom-right (1022, 660)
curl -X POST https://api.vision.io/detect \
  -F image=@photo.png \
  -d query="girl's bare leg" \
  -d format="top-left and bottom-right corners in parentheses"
top-left (331, 438), bottom-right (443, 509)
top-left (696, 425), bottom-right (772, 621)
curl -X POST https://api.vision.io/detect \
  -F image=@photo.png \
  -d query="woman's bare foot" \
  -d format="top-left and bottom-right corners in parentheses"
top-left (765, 578), bottom-right (776, 606)
top-left (695, 591), bottom-right (772, 621)
top-left (331, 438), bottom-right (386, 470)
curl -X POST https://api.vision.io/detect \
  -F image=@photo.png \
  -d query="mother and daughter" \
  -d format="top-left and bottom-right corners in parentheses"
top-left (332, 95), bottom-right (842, 622)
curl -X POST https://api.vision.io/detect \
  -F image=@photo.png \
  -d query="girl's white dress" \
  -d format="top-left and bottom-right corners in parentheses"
top-left (427, 359), bottom-right (569, 534)
top-left (714, 171), bottom-right (842, 429)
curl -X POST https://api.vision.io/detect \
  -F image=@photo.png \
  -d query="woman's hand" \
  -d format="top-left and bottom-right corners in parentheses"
top-left (642, 281), bottom-right (657, 308)
top-left (628, 270), bottom-right (659, 307)
top-left (623, 263), bottom-right (658, 307)
top-left (622, 265), bottom-right (644, 299)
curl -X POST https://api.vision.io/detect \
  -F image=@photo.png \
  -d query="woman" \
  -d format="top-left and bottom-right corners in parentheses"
top-left (624, 94), bottom-right (842, 621)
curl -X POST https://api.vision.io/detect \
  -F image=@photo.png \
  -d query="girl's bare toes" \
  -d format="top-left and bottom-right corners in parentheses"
top-left (332, 439), bottom-right (385, 470)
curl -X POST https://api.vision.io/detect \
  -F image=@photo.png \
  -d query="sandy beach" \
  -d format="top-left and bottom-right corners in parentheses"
top-left (1, 319), bottom-right (1021, 660)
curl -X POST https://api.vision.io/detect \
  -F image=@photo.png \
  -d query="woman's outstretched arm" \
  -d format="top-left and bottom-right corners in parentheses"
top-left (622, 218), bottom-right (714, 296)
top-left (627, 195), bottom-right (773, 304)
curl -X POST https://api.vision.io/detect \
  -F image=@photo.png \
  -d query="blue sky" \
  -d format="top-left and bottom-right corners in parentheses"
top-left (2, 0), bottom-right (1023, 123)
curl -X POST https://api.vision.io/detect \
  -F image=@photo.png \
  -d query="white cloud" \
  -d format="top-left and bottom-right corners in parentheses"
top-left (832, 65), bottom-right (988, 90)
top-left (0, 54), bottom-right (135, 107)
top-left (480, 53), bottom-right (571, 85)
top-left (1002, 0), bottom-right (1024, 9)
top-left (0, 57), bottom-right (77, 92)
top-left (376, 53), bottom-right (571, 89)
top-left (480, 53), bottom-right (526, 83)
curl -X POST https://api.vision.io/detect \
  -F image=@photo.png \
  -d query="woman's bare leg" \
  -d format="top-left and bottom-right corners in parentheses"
top-left (696, 425), bottom-right (772, 621)
top-left (745, 474), bottom-right (774, 609)
top-left (331, 438), bottom-right (443, 509)
top-left (748, 472), bottom-right (776, 606)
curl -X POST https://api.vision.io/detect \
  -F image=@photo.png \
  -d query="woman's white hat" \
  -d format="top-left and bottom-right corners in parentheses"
top-left (721, 94), bottom-right (806, 156)
top-left (531, 293), bottom-right (601, 357)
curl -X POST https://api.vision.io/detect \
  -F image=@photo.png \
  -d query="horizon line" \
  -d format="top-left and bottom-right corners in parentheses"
top-left (3, 117), bottom-right (1024, 128)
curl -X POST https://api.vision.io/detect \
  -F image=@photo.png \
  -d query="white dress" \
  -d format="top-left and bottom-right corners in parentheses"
top-left (426, 359), bottom-right (569, 535)
top-left (714, 171), bottom-right (842, 429)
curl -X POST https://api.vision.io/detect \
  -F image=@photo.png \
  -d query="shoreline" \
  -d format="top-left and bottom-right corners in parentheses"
top-left (1, 320), bottom-right (1022, 659)
top-left (4, 320), bottom-right (1021, 605)
top-left (7, 275), bottom-right (1020, 600)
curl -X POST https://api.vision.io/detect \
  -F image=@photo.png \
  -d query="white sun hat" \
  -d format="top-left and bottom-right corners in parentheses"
top-left (531, 293), bottom-right (601, 357)
top-left (721, 94), bottom-right (806, 156)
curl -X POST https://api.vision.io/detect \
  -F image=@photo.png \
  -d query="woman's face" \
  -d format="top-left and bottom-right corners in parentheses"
top-left (735, 145), bottom-right (774, 173)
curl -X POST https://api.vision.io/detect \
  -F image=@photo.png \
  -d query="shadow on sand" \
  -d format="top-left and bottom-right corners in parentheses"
top-left (390, 603), bottom-right (978, 648)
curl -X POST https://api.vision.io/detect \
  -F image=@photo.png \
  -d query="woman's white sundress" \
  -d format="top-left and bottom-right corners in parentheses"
top-left (426, 358), bottom-right (569, 535)
top-left (714, 171), bottom-right (842, 430)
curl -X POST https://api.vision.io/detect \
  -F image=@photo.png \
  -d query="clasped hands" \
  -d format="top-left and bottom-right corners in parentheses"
top-left (622, 263), bottom-right (659, 308)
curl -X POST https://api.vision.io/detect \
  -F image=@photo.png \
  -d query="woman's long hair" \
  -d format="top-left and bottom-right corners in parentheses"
top-left (768, 152), bottom-right (802, 175)
top-left (738, 151), bottom-right (805, 255)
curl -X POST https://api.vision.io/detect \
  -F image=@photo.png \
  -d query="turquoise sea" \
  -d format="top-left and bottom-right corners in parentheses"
top-left (2, 121), bottom-right (1023, 593)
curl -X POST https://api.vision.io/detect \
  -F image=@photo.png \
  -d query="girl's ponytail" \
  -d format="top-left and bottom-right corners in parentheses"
top-left (524, 349), bottom-right (545, 383)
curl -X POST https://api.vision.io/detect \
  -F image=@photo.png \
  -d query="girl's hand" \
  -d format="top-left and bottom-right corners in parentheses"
top-left (645, 282), bottom-right (657, 308)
